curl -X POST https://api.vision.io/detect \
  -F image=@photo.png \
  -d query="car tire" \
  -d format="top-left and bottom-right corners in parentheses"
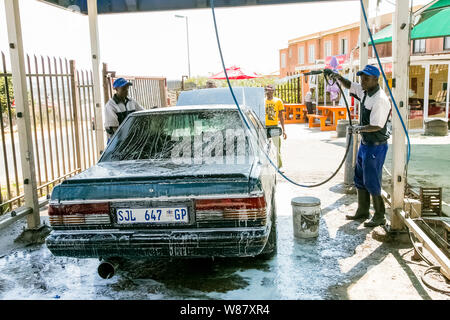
top-left (258, 193), bottom-right (277, 260)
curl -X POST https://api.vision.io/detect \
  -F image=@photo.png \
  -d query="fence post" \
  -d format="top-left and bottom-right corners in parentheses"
top-left (69, 60), bottom-right (83, 172)
top-left (4, 0), bottom-right (40, 229)
top-left (102, 63), bottom-right (111, 103)
top-left (159, 79), bottom-right (168, 107)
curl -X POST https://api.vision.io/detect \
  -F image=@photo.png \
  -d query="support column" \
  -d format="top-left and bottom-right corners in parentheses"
top-left (359, 0), bottom-right (369, 69)
top-left (88, 0), bottom-right (105, 158)
top-left (390, 0), bottom-right (411, 230)
top-left (4, 0), bottom-right (40, 229)
top-left (446, 64), bottom-right (450, 121)
top-left (423, 64), bottom-right (430, 128)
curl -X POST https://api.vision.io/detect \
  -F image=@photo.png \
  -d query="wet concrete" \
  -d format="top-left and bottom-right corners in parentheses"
top-left (0, 124), bottom-right (448, 300)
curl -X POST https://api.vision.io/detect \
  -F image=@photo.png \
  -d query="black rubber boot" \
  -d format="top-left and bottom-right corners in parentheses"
top-left (346, 188), bottom-right (370, 220)
top-left (364, 195), bottom-right (386, 227)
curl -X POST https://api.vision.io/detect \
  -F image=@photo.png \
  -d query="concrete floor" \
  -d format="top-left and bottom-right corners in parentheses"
top-left (0, 124), bottom-right (448, 300)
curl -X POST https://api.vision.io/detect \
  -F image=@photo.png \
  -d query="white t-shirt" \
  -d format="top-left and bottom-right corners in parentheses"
top-left (305, 91), bottom-right (312, 102)
top-left (350, 82), bottom-right (391, 128)
top-left (104, 96), bottom-right (144, 128)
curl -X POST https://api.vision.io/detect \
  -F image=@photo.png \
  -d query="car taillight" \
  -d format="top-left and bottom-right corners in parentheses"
top-left (48, 202), bottom-right (111, 226)
top-left (195, 196), bottom-right (266, 220)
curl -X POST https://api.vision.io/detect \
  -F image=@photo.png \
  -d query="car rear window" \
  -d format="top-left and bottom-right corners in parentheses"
top-left (100, 110), bottom-right (254, 163)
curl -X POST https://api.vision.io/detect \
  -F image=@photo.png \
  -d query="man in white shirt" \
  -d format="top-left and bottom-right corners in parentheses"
top-left (104, 78), bottom-right (144, 141)
top-left (325, 65), bottom-right (391, 227)
top-left (305, 88), bottom-right (314, 114)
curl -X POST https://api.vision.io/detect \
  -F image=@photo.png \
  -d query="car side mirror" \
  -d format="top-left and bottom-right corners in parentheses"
top-left (266, 127), bottom-right (282, 138)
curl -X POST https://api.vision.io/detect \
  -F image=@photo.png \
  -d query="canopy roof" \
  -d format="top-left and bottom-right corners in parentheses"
top-left (369, 1), bottom-right (450, 46)
top-left (369, 24), bottom-right (393, 45)
top-left (411, 7), bottom-right (450, 39)
top-left (38, 0), bottom-right (339, 14)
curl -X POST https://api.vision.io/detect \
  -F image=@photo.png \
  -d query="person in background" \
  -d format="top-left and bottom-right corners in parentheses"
top-left (206, 80), bottom-right (217, 88)
top-left (325, 65), bottom-right (391, 228)
top-left (265, 84), bottom-right (287, 168)
top-left (104, 78), bottom-right (144, 142)
top-left (305, 88), bottom-right (314, 114)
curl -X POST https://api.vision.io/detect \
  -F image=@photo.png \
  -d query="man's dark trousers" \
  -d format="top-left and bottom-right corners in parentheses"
top-left (354, 142), bottom-right (388, 195)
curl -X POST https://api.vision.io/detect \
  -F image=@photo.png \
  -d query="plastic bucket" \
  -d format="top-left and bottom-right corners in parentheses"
top-left (291, 197), bottom-right (321, 238)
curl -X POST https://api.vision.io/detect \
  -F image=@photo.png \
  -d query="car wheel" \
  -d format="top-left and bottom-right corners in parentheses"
top-left (258, 193), bottom-right (277, 260)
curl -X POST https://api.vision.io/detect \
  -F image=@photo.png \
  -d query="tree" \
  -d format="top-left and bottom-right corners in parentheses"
top-left (0, 76), bottom-right (14, 115)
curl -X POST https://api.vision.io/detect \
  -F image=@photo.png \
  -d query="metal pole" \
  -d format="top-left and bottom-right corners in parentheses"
top-left (87, 0), bottom-right (105, 158)
top-left (359, 0), bottom-right (369, 69)
top-left (186, 16), bottom-right (191, 78)
top-left (344, 0), bottom-right (368, 191)
top-left (390, 0), bottom-right (411, 230)
top-left (423, 64), bottom-right (430, 129)
top-left (4, 0), bottom-right (40, 229)
top-left (446, 63), bottom-right (450, 122)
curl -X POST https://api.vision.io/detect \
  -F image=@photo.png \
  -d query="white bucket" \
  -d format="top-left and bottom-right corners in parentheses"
top-left (291, 197), bottom-right (321, 238)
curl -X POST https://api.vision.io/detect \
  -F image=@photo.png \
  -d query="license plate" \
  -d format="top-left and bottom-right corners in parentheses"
top-left (116, 207), bottom-right (188, 224)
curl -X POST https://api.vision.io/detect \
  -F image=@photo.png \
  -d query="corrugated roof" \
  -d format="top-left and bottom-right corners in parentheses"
top-left (37, 0), bottom-right (340, 14)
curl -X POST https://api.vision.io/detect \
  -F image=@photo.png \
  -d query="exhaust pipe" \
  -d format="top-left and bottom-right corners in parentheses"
top-left (98, 259), bottom-right (119, 279)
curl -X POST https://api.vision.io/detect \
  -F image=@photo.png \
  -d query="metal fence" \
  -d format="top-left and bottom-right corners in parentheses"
top-left (0, 51), bottom-right (98, 215)
top-left (103, 63), bottom-right (167, 109)
top-left (275, 72), bottom-right (302, 104)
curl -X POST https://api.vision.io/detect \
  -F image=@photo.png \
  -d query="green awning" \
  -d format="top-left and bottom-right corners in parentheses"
top-left (411, 7), bottom-right (450, 39)
top-left (426, 0), bottom-right (450, 11)
top-left (369, 24), bottom-right (392, 45)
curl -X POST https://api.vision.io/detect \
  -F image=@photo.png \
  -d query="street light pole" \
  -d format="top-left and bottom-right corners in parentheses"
top-left (175, 15), bottom-right (191, 78)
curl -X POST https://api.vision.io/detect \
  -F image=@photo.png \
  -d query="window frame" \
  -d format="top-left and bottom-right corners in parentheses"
top-left (340, 38), bottom-right (348, 55)
top-left (298, 46), bottom-right (305, 65)
top-left (444, 36), bottom-right (450, 51)
top-left (324, 40), bottom-right (332, 58)
top-left (281, 53), bottom-right (286, 68)
top-left (413, 39), bottom-right (426, 53)
top-left (308, 44), bottom-right (315, 63)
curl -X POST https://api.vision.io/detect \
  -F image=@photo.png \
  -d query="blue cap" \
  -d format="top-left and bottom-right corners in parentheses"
top-left (356, 65), bottom-right (380, 78)
top-left (113, 78), bottom-right (132, 89)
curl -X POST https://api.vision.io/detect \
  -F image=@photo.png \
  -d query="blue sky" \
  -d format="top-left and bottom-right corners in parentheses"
top-left (0, 0), bottom-right (431, 80)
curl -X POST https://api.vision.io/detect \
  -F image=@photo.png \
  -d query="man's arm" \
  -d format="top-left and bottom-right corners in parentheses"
top-left (352, 125), bottom-right (382, 133)
top-left (334, 74), bottom-right (351, 89)
top-left (279, 110), bottom-right (286, 138)
top-left (324, 69), bottom-right (351, 89)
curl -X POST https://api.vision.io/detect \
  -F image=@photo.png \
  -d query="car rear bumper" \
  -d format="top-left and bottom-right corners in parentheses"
top-left (45, 226), bottom-right (269, 258)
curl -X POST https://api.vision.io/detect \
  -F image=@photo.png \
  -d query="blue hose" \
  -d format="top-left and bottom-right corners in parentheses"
top-left (210, 0), bottom-right (353, 188)
top-left (359, 0), bottom-right (411, 164)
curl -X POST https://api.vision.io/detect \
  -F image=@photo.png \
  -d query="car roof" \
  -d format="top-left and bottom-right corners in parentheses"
top-left (133, 104), bottom-right (250, 115)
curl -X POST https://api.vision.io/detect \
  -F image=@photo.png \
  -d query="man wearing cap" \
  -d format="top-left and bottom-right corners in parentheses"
top-left (104, 78), bottom-right (144, 141)
top-left (264, 84), bottom-right (287, 168)
top-left (325, 65), bottom-right (391, 227)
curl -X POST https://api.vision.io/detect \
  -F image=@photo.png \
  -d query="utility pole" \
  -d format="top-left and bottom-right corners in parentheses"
top-left (175, 15), bottom-right (191, 78)
top-left (390, 0), bottom-right (410, 231)
top-left (4, 0), bottom-right (40, 229)
top-left (88, 0), bottom-right (105, 158)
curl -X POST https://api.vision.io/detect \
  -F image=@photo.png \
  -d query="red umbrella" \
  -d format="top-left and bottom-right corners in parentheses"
top-left (209, 66), bottom-right (261, 80)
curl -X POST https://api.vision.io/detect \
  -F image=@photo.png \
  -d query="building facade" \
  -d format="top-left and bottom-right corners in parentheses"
top-left (279, 4), bottom-right (450, 129)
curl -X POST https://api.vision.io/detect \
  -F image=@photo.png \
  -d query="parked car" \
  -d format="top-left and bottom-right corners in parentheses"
top-left (46, 93), bottom-right (280, 274)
